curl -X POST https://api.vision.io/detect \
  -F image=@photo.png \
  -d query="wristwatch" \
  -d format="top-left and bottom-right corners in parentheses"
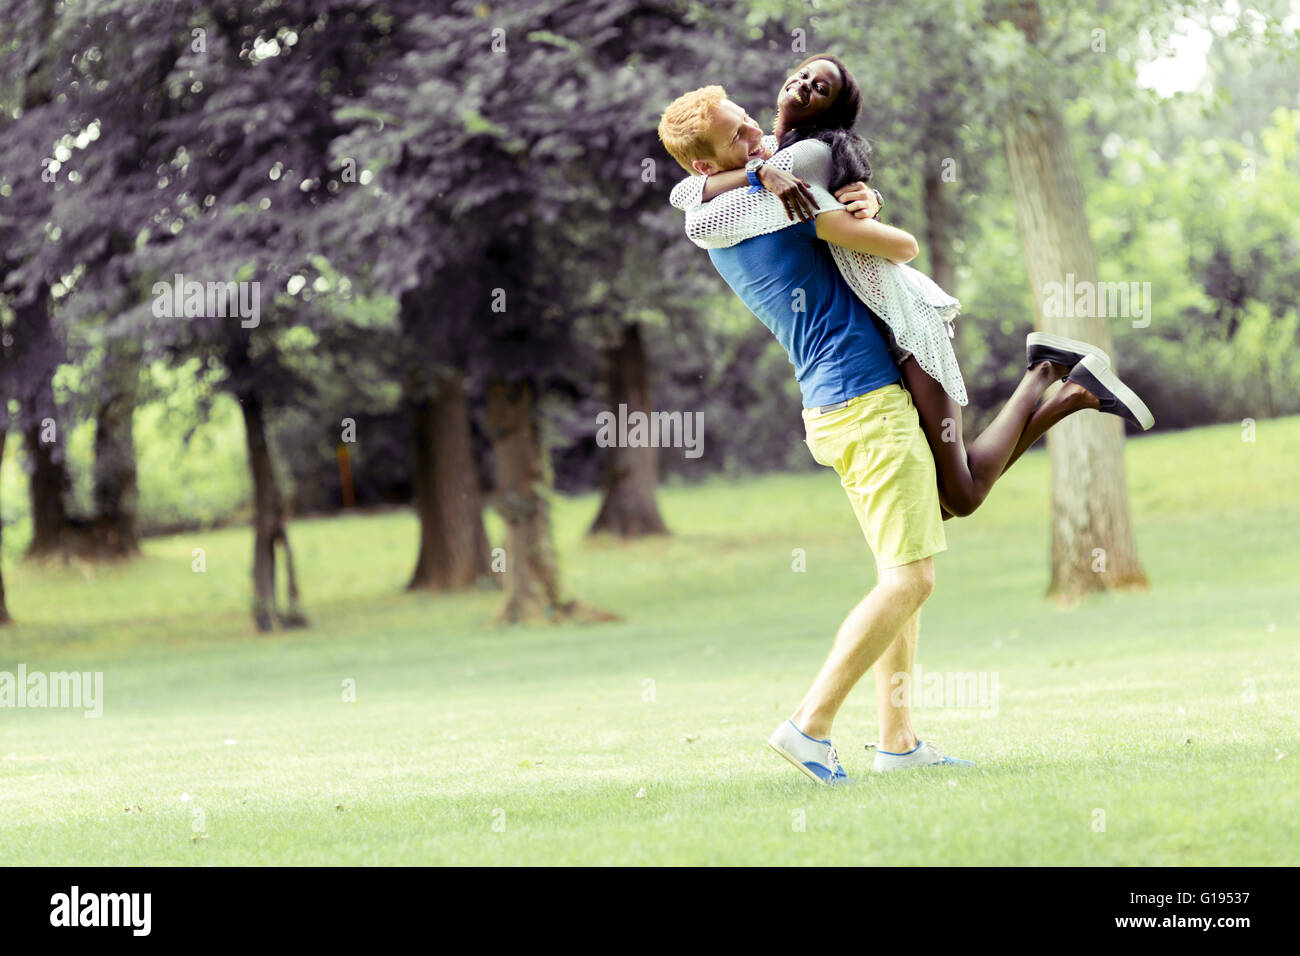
top-left (745, 157), bottom-right (765, 193)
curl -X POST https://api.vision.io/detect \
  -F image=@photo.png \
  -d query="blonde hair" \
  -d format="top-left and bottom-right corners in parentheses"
top-left (658, 85), bottom-right (727, 173)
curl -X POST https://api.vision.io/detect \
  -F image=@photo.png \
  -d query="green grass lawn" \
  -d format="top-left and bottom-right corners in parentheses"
top-left (1, 416), bottom-right (1298, 865)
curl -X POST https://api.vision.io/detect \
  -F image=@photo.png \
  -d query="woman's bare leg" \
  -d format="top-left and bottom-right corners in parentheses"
top-left (901, 357), bottom-right (1073, 518)
top-left (999, 380), bottom-right (1100, 475)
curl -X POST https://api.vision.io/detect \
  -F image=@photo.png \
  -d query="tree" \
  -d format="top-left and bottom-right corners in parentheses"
top-left (401, 290), bottom-right (493, 593)
top-left (314, 1), bottom-right (498, 596)
top-left (0, 421), bottom-right (9, 624)
top-left (587, 323), bottom-right (669, 536)
top-left (46, 0), bottom-right (387, 625)
top-left (89, 332), bottom-right (143, 556)
top-left (0, 0), bottom-right (75, 561)
top-left (224, 334), bottom-right (308, 629)
top-left (320, 0), bottom-right (625, 620)
top-left (121, 0), bottom-right (373, 628)
top-left (986, 0), bottom-right (1147, 598)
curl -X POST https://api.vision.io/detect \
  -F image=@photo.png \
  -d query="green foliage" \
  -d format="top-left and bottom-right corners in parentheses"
top-left (134, 391), bottom-right (251, 534)
top-left (1, 359), bottom-right (251, 556)
top-left (1081, 104), bottom-right (1300, 425)
top-left (3, 0), bottom-right (1298, 556)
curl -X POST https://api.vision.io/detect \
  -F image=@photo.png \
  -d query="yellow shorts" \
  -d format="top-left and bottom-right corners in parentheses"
top-left (802, 383), bottom-right (946, 569)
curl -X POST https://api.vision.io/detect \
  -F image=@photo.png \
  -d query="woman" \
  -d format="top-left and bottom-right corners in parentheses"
top-left (669, 53), bottom-right (1153, 519)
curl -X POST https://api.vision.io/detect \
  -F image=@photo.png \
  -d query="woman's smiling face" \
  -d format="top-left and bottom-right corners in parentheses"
top-left (778, 58), bottom-right (842, 125)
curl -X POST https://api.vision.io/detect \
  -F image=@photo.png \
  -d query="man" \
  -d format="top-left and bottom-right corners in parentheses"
top-left (658, 86), bottom-right (971, 784)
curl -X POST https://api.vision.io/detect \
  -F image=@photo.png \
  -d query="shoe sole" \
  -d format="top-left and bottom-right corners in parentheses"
top-left (767, 739), bottom-right (843, 786)
top-left (1026, 332), bottom-right (1112, 370)
top-left (874, 757), bottom-right (976, 772)
top-left (1071, 354), bottom-right (1155, 431)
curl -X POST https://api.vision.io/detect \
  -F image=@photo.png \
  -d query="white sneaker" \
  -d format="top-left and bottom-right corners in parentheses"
top-left (873, 740), bottom-right (974, 772)
top-left (1068, 353), bottom-right (1156, 431)
top-left (767, 719), bottom-right (852, 786)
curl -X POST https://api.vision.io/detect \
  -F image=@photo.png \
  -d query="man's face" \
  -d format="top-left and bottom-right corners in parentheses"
top-left (691, 99), bottom-right (767, 175)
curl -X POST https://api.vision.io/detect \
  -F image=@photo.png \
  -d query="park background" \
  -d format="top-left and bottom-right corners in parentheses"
top-left (0, 0), bottom-right (1297, 864)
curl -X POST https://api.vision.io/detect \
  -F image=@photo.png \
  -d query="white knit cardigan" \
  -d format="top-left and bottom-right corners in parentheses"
top-left (669, 136), bottom-right (968, 406)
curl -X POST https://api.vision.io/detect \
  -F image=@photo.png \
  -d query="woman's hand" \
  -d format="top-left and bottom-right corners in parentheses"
top-left (757, 165), bottom-right (819, 222)
top-left (834, 181), bottom-right (881, 220)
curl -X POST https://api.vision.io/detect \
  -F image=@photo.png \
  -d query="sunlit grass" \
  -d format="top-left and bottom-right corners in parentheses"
top-left (0, 416), bottom-right (1297, 864)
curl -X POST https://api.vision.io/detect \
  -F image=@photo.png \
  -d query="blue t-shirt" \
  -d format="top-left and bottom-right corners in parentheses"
top-left (707, 219), bottom-right (899, 409)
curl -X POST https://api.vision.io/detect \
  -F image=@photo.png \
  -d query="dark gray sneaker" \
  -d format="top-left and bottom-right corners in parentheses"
top-left (1068, 353), bottom-right (1154, 430)
top-left (1026, 332), bottom-right (1111, 374)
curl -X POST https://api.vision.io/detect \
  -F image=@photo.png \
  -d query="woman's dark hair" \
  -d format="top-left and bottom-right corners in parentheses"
top-left (776, 52), bottom-right (872, 190)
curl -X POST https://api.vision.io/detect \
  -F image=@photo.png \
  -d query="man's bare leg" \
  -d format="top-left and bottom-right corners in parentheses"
top-left (873, 609), bottom-right (920, 754)
top-left (790, 558), bottom-right (933, 740)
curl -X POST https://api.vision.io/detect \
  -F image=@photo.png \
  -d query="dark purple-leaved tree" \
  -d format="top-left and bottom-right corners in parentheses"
top-left (9, 0), bottom-right (398, 627)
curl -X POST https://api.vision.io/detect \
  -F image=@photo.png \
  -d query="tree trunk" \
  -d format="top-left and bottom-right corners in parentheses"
top-left (588, 323), bottom-right (669, 538)
top-left (922, 160), bottom-right (957, 293)
top-left (407, 368), bottom-right (493, 591)
top-left (19, 292), bottom-right (71, 559)
top-left (921, 151), bottom-right (972, 429)
top-left (91, 339), bottom-right (141, 558)
top-left (237, 388), bottom-right (307, 631)
top-left (1002, 0), bottom-right (1147, 601)
top-left (485, 378), bottom-right (615, 625)
top-left (0, 430), bottom-right (9, 624)
top-left (0, 328), bottom-right (8, 620)
top-left (24, 419), bottom-right (69, 558)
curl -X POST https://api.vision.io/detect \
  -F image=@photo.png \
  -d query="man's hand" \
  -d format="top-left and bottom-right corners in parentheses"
top-left (834, 181), bottom-right (881, 220)
top-left (757, 165), bottom-right (818, 223)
